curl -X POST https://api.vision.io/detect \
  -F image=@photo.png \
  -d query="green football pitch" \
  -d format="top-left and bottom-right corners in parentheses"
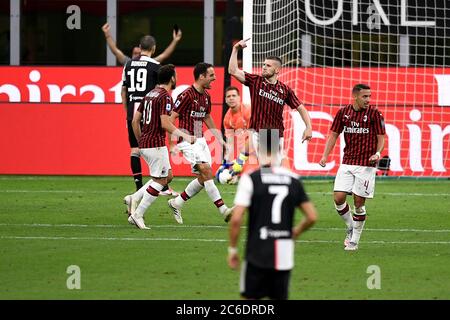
top-left (0, 175), bottom-right (449, 300)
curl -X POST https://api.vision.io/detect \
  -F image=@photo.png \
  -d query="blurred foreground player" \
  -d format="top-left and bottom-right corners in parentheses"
top-left (228, 128), bottom-right (317, 300)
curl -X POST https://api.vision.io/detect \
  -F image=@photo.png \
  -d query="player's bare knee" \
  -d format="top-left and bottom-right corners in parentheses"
top-left (334, 200), bottom-right (345, 207)
top-left (354, 198), bottom-right (366, 209)
top-left (205, 171), bottom-right (214, 181)
top-left (198, 164), bottom-right (213, 181)
top-left (154, 177), bottom-right (168, 186)
top-left (333, 195), bottom-right (346, 206)
top-left (355, 206), bottom-right (366, 214)
top-left (352, 193), bottom-right (365, 207)
top-left (167, 170), bottom-right (173, 184)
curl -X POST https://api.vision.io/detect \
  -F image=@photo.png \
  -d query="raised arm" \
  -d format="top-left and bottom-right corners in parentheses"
top-left (228, 38), bottom-right (250, 84)
top-left (319, 131), bottom-right (339, 167)
top-left (102, 23), bottom-right (127, 65)
top-left (154, 28), bottom-right (183, 63)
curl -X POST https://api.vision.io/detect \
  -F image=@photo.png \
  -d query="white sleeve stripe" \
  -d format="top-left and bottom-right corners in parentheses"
top-left (234, 199), bottom-right (251, 207)
top-left (233, 174), bottom-right (253, 207)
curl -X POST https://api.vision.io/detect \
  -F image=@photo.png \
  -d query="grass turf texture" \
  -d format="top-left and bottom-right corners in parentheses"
top-left (0, 176), bottom-right (449, 299)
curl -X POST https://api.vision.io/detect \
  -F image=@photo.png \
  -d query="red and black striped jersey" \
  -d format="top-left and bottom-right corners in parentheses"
top-left (330, 104), bottom-right (386, 167)
top-left (244, 72), bottom-right (302, 137)
top-left (136, 87), bottom-right (172, 148)
top-left (172, 85), bottom-right (211, 140)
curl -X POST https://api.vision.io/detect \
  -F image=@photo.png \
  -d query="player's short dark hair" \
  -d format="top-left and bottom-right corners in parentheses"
top-left (265, 56), bottom-right (283, 66)
top-left (225, 86), bottom-right (240, 95)
top-left (140, 35), bottom-right (156, 51)
top-left (352, 83), bottom-right (371, 94)
top-left (157, 64), bottom-right (176, 85)
top-left (194, 62), bottom-right (213, 80)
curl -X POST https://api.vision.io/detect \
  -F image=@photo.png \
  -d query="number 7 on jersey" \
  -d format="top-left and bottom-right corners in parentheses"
top-left (268, 185), bottom-right (289, 224)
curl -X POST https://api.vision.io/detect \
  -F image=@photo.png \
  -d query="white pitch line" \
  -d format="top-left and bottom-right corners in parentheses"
top-left (371, 192), bottom-right (449, 197)
top-left (1, 235), bottom-right (449, 245)
top-left (314, 227), bottom-right (450, 233)
top-left (0, 223), bottom-right (226, 229)
top-left (0, 189), bottom-right (448, 196)
top-left (222, 191), bottom-right (449, 197)
top-left (0, 235), bottom-right (226, 242)
top-left (0, 223), bottom-right (449, 233)
top-left (0, 176), bottom-right (195, 182)
top-left (0, 190), bottom-right (117, 194)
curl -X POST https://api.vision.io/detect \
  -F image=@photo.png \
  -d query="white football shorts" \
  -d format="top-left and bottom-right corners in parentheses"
top-left (334, 164), bottom-right (377, 198)
top-left (177, 137), bottom-right (212, 174)
top-left (139, 146), bottom-right (171, 178)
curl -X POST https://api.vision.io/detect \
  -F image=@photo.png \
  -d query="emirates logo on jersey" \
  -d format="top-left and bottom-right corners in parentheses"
top-left (343, 126), bottom-right (369, 134)
top-left (258, 89), bottom-right (284, 106)
top-left (343, 121), bottom-right (370, 134)
top-left (190, 107), bottom-right (206, 118)
top-left (190, 111), bottom-right (206, 117)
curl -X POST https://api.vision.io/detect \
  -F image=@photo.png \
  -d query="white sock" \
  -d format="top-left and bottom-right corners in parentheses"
top-left (133, 179), bottom-right (153, 202)
top-left (204, 179), bottom-right (228, 214)
top-left (335, 202), bottom-right (353, 228)
top-left (350, 206), bottom-right (367, 244)
top-left (173, 178), bottom-right (204, 208)
top-left (134, 181), bottom-right (164, 219)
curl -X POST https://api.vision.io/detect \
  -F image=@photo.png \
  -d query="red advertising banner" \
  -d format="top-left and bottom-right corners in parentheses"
top-left (0, 66), bottom-right (449, 177)
top-left (0, 103), bottom-right (223, 176)
top-left (0, 66), bottom-right (225, 104)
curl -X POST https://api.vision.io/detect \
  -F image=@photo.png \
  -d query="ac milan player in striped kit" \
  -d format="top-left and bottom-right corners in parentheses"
top-left (167, 63), bottom-right (234, 223)
top-left (228, 38), bottom-right (313, 162)
top-left (125, 64), bottom-right (196, 230)
top-left (320, 84), bottom-right (386, 250)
